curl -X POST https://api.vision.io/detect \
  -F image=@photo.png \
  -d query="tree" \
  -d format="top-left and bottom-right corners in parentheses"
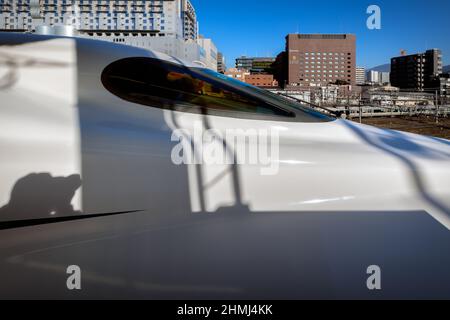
top-left (270, 51), bottom-right (288, 88)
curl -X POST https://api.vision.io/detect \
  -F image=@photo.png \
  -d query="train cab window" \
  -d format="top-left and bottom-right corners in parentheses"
top-left (102, 57), bottom-right (334, 122)
top-left (101, 57), bottom-right (293, 118)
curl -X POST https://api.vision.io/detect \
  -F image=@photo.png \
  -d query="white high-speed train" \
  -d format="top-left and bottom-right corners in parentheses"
top-left (1, 33), bottom-right (450, 299)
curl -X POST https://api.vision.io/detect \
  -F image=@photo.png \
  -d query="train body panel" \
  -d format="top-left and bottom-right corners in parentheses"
top-left (1, 34), bottom-right (450, 299)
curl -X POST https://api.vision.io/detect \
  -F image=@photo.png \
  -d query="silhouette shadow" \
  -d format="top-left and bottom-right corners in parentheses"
top-left (342, 120), bottom-right (450, 223)
top-left (162, 55), bottom-right (249, 212)
top-left (378, 128), bottom-right (450, 159)
top-left (0, 173), bottom-right (81, 221)
top-left (0, 51), bottom-right (71, 90)
top-left (429, 136), bottom-right (450, 148)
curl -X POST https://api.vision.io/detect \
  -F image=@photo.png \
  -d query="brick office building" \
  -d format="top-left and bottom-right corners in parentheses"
top-left (244, 74), bottom-right (278, 87)
top-left (285, 34), bottom-right (356, 87)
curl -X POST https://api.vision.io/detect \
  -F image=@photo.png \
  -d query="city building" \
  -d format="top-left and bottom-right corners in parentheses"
top-left (235, 56), bottom-right (253, 71)
top-left (367, 70), bottom-right (380, 84)
top-left (1, 0), bottom-right (197, 39)
top-left (181, 0), bottom-right (198, 41)
top-left (0, 0), bottom-right (219, 71)
top-left (244, 74), bottom-right (278, 88)
top-left (356, 67), bottom-right (366, 85)
top-left (366, 70), bottom-right (390, 85)
top-left (217, 52), bottom-right (226, 74)
top-left (250, 57), bottom-right (275, 74)
top-left (380, 72), bottom-right (390, 85)
top-left (196, 36), bottom-right (218, 71)
top-left (225, 68), bottom-right (250, 82)
top-left (390, 49), bottom-right (443, 91)
top-left (285, 34), bottom-right (356, 87)
top-left (235, 56), bottom-right (275, 74)
top-left (429, 73), bottom-right (450, 97)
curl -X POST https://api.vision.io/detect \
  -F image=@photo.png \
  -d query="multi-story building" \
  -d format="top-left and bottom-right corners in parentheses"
top-left (235, 56), bottom-right (253, 71)
top-left (429, 73), bottom-right (450, 97)
top-left (217, 52), bottom-right (226, 74)
top-left (250, 57), bottom-right (275, 74)
top-left (244, 74), bottom-right (278, 88)
top-left (356, 67), bottom-right (366, 85)
top-left (366, 70), bottom-right (380, 84)
top-left (196, 36), bottom-right (218, 71)
top-left (0, 0), bottom-right (197, 39)
top-left (225, 68), bottom-right (250, 82)
top-left (181, 0), bottom-right (198, 40)
top-left (366, 70), bottom-right (390, 85)
top-left (380, 72), bottom-right (390, 85)
top-left (390, 49), bottom-right (443, 91)
top-left (0, 0), bottom-right (220, 70)
top-left (285, 34), bottom-right (356, 87)
top-left (235, 56), bottom-right (275, 74)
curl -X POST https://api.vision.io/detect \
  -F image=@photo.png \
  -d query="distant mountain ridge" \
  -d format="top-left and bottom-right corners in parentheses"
top-left (444, 65), bottom-right (450, 73)
top-left (367, 64), bottom-right (390, 73)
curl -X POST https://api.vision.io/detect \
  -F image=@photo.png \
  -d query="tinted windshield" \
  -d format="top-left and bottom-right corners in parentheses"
top-left (102, 57), bottom-right (334, 122)
top-left (193, 68), bottom-right (334, 122)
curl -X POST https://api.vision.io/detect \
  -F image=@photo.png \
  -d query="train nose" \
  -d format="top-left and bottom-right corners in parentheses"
top-left (342, 119), bottom-right (450, 161)
top-left (342, 120), bottom-right (450, 228)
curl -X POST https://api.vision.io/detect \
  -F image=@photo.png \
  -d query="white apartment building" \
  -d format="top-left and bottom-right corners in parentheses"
top-left (181, 0), bottom-right (197, 41)
top-left (356, 67), bottom-right (365, 85)
top-left (380, 72), bottom-right (390, 85)
top-left (367, 70), bottom-right (390, 85)
top-left (367, 70), bottom-right (380, 84)
top-left (0, 0), bottom-right (196, 39)
top-left (196, 36), bottom-right (218, 71)
top-left (0, 0), bottom-right (218, 70)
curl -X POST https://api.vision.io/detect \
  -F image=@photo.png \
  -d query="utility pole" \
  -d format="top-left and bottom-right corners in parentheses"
top-left (359, 93), bottom-right (362, 123)
top-left (435, 90), bottom-right (439, 124)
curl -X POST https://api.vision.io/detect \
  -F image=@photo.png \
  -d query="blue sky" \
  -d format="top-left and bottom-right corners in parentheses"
top-left (191, 0), bottom-right (450, 69)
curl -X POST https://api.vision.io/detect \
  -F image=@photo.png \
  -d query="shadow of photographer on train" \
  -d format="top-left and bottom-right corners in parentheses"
top-left (0, 173), bottom-right (82, 221)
